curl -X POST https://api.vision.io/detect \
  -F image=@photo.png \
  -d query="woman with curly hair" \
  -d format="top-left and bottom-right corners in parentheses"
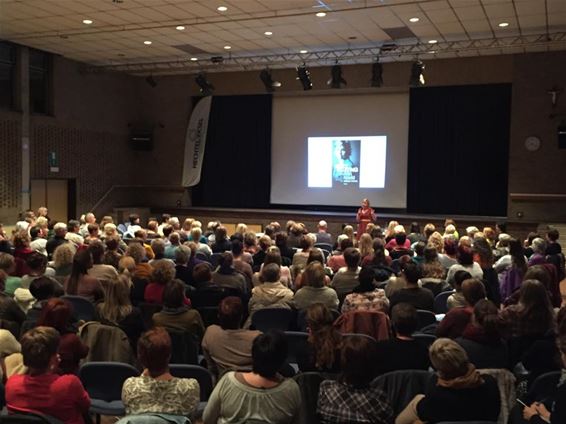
top-left (144, 260), bottom-right (190, 306)
top-left (297, 303), bottom-right (342, 373)
top-left (52, 243), bottom-right (76, 277)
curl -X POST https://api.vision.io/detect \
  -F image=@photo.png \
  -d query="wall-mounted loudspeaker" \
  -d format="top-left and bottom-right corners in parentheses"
top-left (130, 130), bottom-right (153, 151)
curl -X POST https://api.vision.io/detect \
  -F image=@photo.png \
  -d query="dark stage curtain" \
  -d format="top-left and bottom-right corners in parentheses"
top-left (407, 84), bottom-right (511, 216)
top-left (191, 94), bottom-right (272, 208)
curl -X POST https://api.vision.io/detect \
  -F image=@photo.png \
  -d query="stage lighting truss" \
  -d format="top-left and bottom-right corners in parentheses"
top-left (84, 32), bottom-right (566, 76)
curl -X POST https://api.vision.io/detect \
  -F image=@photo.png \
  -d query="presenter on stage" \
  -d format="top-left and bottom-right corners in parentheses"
top-left (356, 198), bottom-right (377, 240)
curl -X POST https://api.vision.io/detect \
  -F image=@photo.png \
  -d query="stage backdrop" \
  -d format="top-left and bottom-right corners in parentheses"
top-left (191, 94), bottom-right (272, 208)
top-left (407, 84), bottom-right (512, 216)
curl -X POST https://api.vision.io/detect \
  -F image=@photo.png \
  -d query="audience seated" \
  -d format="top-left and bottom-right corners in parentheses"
top-left (152, 280), bottom-right (204, 339)
top-left (341, 266), bottom-right (389, 313)
top-left (292, 233), bottom-right (316, 272)
top-left (389, 262), bottom-right (434, 312)
top-left (6, 326), bottom-right (91, 423)
top-left (87, 240), bottom-right (119, 283)
top-left (297, 303), bottom-right (342, 373)
top-left (0, 329), bottom-right (23, 382)
top-left (327, 238), bottom-right (353, 273)
top-left (46, 222), bottom-right (68, 260)
top-left (230, 240), bottom-right (253, 282)
top-left (202, 330), bottom-right (301, 424)
top-left (331, 247), bottom-right (362, 299)
top-left (446, 270), bottom-right (472, 310)
top-left (446, 244), bottom-right (484, 285)
top-left (246, 263), bottom-right (293, 327)
top-left (64, 249), bottom-right (104, 303)
top-left (274, 232), bottom-right (296, 262)
top-left (211, 252), bottom-right (247, 293)
top-left (396, 338), bottom-right (500, 423)
top-left (52, 243), bottom-right (76, 277)
top-left (293, 248), bottom-right (331, 290)
top-left (0, 253), bottom-right (22, 295)
top-left (144, 261), bottom-right (189, 306)
top-left (318, 334), bottom-right (394, 423)
top-left (201, 296), bottom-right (260, 378)
top-left (127, 242), bottom-right (153, 280)
top-left (0, 270), bottom-right (26, 334)
top-left (455, 299), bottom-right (510, 369)
top-left (211, 226), bottom-right (232, 254)
top-left (437, 278), bottom-right (486, 339)
top-left (173, 245), bottom-right (193, 286)
top-left (253, 247), bottom-right (292, 288)
top-left (293, 262), bottom-right (339, 312)
top-left (122, 327), bottom-right (200, 416)
top-left (376, 303), bottom-right (430, 374)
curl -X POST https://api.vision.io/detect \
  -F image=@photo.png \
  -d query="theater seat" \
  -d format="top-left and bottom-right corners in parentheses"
top-left (251, 308), bottom-right (294, 332)
top-left (1, 412), bottom-right (64, 424)
top-left (60, 295), bottom-right (96, 322)
top-left (433, 291), bottom-right (454, 314)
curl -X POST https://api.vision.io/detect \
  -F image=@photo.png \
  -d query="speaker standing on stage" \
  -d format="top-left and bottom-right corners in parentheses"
top-left (356, 198), bottom-right (377, 240)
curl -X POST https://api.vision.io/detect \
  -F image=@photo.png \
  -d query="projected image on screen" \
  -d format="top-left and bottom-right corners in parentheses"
top-left (308, 136), bottom-right (386, 189)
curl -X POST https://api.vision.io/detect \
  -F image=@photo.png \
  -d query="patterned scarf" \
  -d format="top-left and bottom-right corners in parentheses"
top-left (437, 364), bottom-right (484, 389)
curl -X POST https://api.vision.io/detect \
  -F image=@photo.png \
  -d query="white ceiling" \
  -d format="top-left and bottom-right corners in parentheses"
top-left (0, 0), bottom-right (565, 74)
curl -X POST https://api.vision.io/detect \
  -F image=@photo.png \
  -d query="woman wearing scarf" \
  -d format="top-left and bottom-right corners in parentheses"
top-left (396, 338), bottom-right (500, 424)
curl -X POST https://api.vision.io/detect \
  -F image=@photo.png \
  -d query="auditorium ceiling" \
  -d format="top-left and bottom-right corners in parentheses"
top-left (0, 0), bottom-right (565, 74)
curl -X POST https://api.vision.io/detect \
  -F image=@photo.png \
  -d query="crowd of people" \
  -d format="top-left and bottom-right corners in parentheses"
top-left (0, 205), bottom-right (564, 423)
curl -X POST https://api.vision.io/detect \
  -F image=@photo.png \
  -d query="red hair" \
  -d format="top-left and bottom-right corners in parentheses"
top-left (37, 298), bottom-right (73, 332)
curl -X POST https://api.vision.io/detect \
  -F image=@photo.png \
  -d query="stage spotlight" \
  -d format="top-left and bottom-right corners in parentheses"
top-left (371, 59), bottom-right (383, 87)
top-left (145, 75), bottom-right (157, 88)
top-left (195, 72), bottom-right (214, 96)
top-left (409, 60), bottom-right (425, 86)
top-left (327, 64), bottom-right (347, 88)
top-left (259, 69), bottom-right (281, 92)
top-left (296, 64), bottom-right (312, 91)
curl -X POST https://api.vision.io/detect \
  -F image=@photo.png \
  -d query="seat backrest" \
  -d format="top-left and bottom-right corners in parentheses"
top-left (130, 278), bottom-right (149, 306)
top-left (314, 243), bottom-right (333, 252)
top-left (342, 332), bottom-right (377, 342)
top-left (412, 333), bottom-right (437, 349)
top-left (169, 364), bottom-right (214, 401)
top-left (416, 309), bottom-right (437, 330)
top-left (138, 302), bottom-right (163, 328)
top-left (284, 331), bottom-right (309, 363)
top-left (115, 415), bottom-right (191, 424)
top-left (167, 330), bottom-right (199, 365)
top-left (293, 372), bottom-right (324, 424)
top-left (195, 306), bottom-right (219, 327)
top-left (527, 370), bottom-right (561, 403)
top-left (434, 291), bottom-right (454, 314)
top-left (79, 361), bottom-right (139, 402)
top-left (1, 413), bottom-right (64, 424)
top-left (372, 370), bottom-right (436, 415)
top-left (334, 310), bottom-right (391, 341)
top-left (210, 253), bottom-right (223, 268)
top-left (60, 295), bottom-right (96, 322)
top-left (251, 308), bottom-right (294, 332)
top-left (195, 252), bottom-right (211, 263)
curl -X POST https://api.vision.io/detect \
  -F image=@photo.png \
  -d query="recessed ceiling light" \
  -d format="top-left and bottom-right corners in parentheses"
top-left (264, 31), bottom-right (273, 36)
top-left (498, 22), bottom-right (509, 27)
top-left (409, 17), bottom-right (419, 23)
top-left (224, 45), bottom-right (231, 50)
top-left (429, 50), bottom-right (436, 54)
top-left (428, 39), bottom-right (438, 44)
top-left (143, 40), bottom-right (152, 45)
top-left (316, 12), bottom-right (326, 17)
top-left (217, 6), bottom-right (227, 11)
top-left (190, 57), bottom-right (198, 61)
top-left (299, 49), bottom-right (308, 54)
top-left (82, 19), bottom-right (93, 25)
top-left (176, 25), bottom-right (186, 31)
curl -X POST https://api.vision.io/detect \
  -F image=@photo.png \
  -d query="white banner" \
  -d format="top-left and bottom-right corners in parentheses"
top-left (182, 96), bottom-right (212, 187)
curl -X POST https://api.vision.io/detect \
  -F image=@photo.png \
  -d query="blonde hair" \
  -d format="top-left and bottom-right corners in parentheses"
top-left (429, 338), bottom-right (470, 379)
top-left (427, 231), bottom-right (444, 253)
top-left (235, 223), bottom-right (248, 235)
top-left (35, 217), bottom-right (48, 229)
top-left (182, 218), bottom-right (194, 231)
top-left (97, 275), bottom-right (132, 324)
top-left (104, 223), bottom-right (117, 236)
top-left (385, 220), bottom-right (399, 238)
top-left (119, 256), bottom-right (136, 274)
top-left (343, 225), bottom-right (355, 242)
top-left (53, 243), bottom-right (76, 268)
top-left (191, 220), bottom-right (202, 229)
top-left (358, 233), bottom-right (374, 258)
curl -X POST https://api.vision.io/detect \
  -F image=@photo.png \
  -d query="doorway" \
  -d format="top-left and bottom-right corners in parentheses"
top-left (31, 179), bottom-right (76, 223)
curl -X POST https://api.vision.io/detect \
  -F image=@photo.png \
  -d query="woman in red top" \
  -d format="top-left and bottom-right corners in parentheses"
top-left (356, 198), bottom-right (377, 240)
top-left (6, 326), bottom-right (91, 424)
top-left (144, 260), bottom-right (190, 306)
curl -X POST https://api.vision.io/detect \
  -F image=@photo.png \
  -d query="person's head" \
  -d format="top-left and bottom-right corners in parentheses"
top-left (423, 246), bottom-right (439, 263)
top-left (29, 226), bottom-right (41, 240)
top-left (299, 234), bottom-right (315, 251)
top-left (85, 212), bottom-right (96, 224)
top-left (428, 232), bottom-right (444, 252)
top-left (104, 223), bottom-right (117, 238)
top-left (0, 253), bottom-right (16, 274)
top-left (29, 276), bottom-right (57, 301)
top-left (344, 247), bottom-right (361, 270)
top-left (318, 220), bottom-right (328, 231)
top-left (261, 263), bottom-right (280, 283)
top-left (423, 223), bottom-right (435, 239)
top-left (429, 338), bottom-right (470, 380)
top-left (13, 231), bottom-right (30, 249)
top-left (128, 214), bottom-right (140, 226)
top-left (457, 244), bottom-right (473, 266)
top-left (258, 235), bottom-right (272, 251)
top-left (302, 262), bottom-right (326, 288)
top-left (391, 303), bottom-right (418, 337)
top-left (53, 222), bottom-right (67, 237)
top-left (523, 265), bottom-right (551, 290)
top-left (151, 238), bottom-right (166, 259)
top-left (169, 232), bottom-right (180, 246)
top-left (274, 232), bottom-right (287, 249)
top-left (466, 226), bottom-right (479, 238)
top-left (414, 241), bottom-right (426, 257)
top-left (472, 299), bottom-right (501, 340)
top-left (358, 233), bottom-right (373, 255)
top-left (52, 244), bottom-right (75, 270)
top-left (395, 232), bottom-right (407, 246)
top-left (218, 296), bottom-right (244, 329)
top-left (235, 223), bottom-right (247, 235)
top-left (251, 331), bottom-right (287, 379)
top-left (231, 239), bottom-right (244, 256)
top-left (162, 279), bottom-right (185, 309)
top-left (263, 225), bottom-right (276, 239)
top-left (67, 220), bottom-right (80, 233)
top-left (126, 242), bottom-right (145, 264)
top-left (26, 252), bottom-right (47, 273)
top-left (37, 298), bottom-right (73, 332)
top-left (357, 267), bottom-right (376, 292)
top-left (401, 262), bottom-right (421, 286)
top-left (214, 226), bottom-right (228, 243)
top-left (341, 335), bottom-right (378, 388)
top-left (462, 278), bottom-right (486, 306)
top-left (118, 256), bottom-right (136, 275)
top-left (472, 238), bottom-right (493, 265)
top-left (343, 225), bottom-right (354, 239)
top-left (162, 224), bottom-right (173, 239)
top-left (531, 237), bottom-right (547, 255)
top-left (174, 245), bottom-right (191, 265)
top-left (193, 263), bottom-right (212, 284)
top-left (339, 237), bottom-right (354, 252)
top-left (307, 248), bottom-right (325, 265)
top-left (547, 228), bottom-right (560, 243)
top-left (134, 229), bottom-right (147, 241)
top-left (442, 238), bottom-right (457, 256)
top-left (217, 252), bottom-right (234, 272)
top-left (87, 240), bottom-right (105, 264)
top-left (408, 222), bottom-right (420, 234)
top-left (87, 223), bottom-right (99, 237)
top-left (152, 260), bottom-right (176, 285)
top-left (100, 274), bottom-right (132, 323)
top-left (264, 247), bottom-right (282, 266)
top-left (37, 206), bottom-right (48, 217)
top-left (20, 326), bottom-right (60, 373)
top-left (71, 249), bottom-right (93, 274)
top-left (519, 279), bottom-right (553, 312)
top-left (137, 327), bottom-right (171, 377)
top-left (453, 270), bottom-right (472, 292)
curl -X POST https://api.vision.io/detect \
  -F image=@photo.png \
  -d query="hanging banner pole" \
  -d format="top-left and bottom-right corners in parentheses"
top-left (182, 96), bottom-right (212, 187)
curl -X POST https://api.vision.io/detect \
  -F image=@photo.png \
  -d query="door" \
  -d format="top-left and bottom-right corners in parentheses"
top-left (31, 179), bottom-right (75, 223)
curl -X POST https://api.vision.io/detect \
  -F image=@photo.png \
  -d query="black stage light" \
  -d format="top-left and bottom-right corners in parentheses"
top-left (259, 69), bottom-right (282, 92)
top-left (327, 64), bottom-right (347, 88)
top-left (195, 72), bottom-right (214, 96)
top-left (371, 59), bottom-right (383, 87)
top-left (409, 60), bottom-right (425, 86)
top-left (296, 64), bottom-right (312, 90)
